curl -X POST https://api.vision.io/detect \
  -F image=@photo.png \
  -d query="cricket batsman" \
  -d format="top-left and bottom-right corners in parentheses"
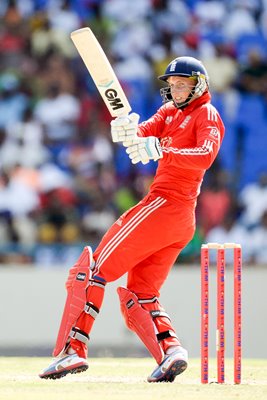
top-left (39, 56), bottom-right (225, 382)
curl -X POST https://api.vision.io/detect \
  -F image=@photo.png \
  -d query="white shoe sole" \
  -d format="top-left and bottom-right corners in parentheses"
top-left (147, 359), bottom-right (187, 382)
top-left (39, 359), bottom-right (88, 380)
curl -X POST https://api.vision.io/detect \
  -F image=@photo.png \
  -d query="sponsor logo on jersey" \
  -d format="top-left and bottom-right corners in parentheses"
top-left (208, 127), bottom-right (220, 138)
top-left (160, 136), bottom-right (172, 148)
top-left (115, 216), bottom-right (123, 226)
top-left (165, 116), bottom-right (173, 124)
top-left (179, 115), bottom-right (191, 129)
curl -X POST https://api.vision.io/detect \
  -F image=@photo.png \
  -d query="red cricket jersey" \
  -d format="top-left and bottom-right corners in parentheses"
top-left (138, 92), bottom-right (225, 204)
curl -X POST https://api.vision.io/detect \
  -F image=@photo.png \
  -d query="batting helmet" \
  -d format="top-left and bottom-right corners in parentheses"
top-left (158, 56), bottom-right (209, 108)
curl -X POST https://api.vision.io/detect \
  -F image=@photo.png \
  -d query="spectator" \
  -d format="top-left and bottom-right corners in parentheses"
top-left (5, 107), bottom-right (49, 168)
top-left (0, 168), bottom-right (39, 217)
top-left (34, 83), bottom-right (80, 144)
top-left (0, 1), bottom-right (27, 69)
top-left (223, 4), bottom-right (258, 42)
top-left (0, 0), bottom-right (267, 265)
top-left (82, 195), bottom-right (117, 241)
top-left (47, 0), bottom-right (80, 34)
top-left (237, 49), bottom-right (267, 95)
top-left (250, 210), bottom-right (267, 264)
top-left (205, 210), bottom-right (252, 264)
top-left (0, 72), bottom-right (29, 130)
top-left (197, 168), bottom-right (233, 235)
top-left (201, 40), bottom-right (238, 93)
top-left (36, 52), bottom-right (77, 95)
top-left (238, 172), bottom-right (267, 228)
top-left (0, 167), bottom-right (39, 258)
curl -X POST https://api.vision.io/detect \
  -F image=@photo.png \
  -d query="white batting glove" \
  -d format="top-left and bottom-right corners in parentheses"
top-left (194, 73), bottom-right (207, 98)
top-left (126, 136), bottom-right (163, 165)
top-left (111, 112), bottom-right (140, 145)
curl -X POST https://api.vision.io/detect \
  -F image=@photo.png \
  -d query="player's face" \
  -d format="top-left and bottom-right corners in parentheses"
top-left (167, 76), bottom-right (196, 103)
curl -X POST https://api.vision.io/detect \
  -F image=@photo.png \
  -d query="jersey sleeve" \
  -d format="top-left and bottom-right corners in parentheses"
top-left (161, 105), bottom-right (225, 170)
top-left (137, 104), bottom-right (168, 138)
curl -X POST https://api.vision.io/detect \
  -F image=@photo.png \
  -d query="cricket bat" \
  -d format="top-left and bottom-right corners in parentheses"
top-left (70, 27), bottom-right (131, 117)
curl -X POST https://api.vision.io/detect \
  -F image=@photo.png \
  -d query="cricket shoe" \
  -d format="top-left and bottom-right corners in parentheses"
top-left (39, 353), bottom-right (88, 380)
top-left (147, 346), bottom-right (188, 383)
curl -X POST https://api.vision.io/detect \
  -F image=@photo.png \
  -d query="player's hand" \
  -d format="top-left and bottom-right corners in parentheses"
top-left (126, 136), bottom-right (163, 165)
top-left (111, 112), bottom-right (140, 145)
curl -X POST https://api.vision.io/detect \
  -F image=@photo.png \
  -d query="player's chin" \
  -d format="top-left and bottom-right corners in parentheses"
top-left (174, 97), bottom-right (185, 103)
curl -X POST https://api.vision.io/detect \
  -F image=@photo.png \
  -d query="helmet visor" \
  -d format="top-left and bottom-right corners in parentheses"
top-left (160, 77), bottom-right (197, 108)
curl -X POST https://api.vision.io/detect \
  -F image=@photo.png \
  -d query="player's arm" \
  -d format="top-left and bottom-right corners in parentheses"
top-left (110, 106), bottom-right (167, 164)
top-left (161, 107), bottom-right (224, 170)
top-left (111, 105), bottom-right (166, 146)
top-left (111, 115), bottom-right (164, 164)
top-left (124, 105), bottom-right (224, 167)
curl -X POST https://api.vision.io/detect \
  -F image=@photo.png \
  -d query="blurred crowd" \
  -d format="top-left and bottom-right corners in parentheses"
top-left (0, 0), bottom-right (267, 267)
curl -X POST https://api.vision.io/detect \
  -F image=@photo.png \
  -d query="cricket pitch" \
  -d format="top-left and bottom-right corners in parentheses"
top-left (0, 357), bottom-right (266, 400)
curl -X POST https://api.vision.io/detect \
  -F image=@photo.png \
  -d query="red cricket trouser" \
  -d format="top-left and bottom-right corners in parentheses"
top-left (70, 192), bottom-right (196, 357)
top-left (93, 192), bottom-right (195, 297)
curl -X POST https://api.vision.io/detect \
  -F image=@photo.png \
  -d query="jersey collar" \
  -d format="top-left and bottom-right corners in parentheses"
top-left (183, 91), bottom-right (211, 113)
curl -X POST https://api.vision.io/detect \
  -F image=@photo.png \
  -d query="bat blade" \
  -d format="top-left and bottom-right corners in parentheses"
top-left (70, 27), bottom-right (131, 117)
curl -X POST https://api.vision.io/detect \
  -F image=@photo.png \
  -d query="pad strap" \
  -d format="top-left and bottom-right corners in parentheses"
top-left (70, 327), bottom-right (89, 345)
top-left (157, 330), bottom-right (178, 341)
top-left (138, 297), bottom-right (158, 304)
top-left (150, 310), bottom-right (171, 321)
top-left (88, 278), bottom-right (106, 289)
top-left (84, 302), bottom-right (99, 319)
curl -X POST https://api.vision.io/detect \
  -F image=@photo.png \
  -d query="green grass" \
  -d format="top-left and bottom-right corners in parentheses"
top-left (0, 357), bottom-right (266, 400)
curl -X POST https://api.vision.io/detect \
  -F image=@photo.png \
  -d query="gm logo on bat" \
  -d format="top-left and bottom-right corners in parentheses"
top-left (104, 88), bottom-right (124, 110)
